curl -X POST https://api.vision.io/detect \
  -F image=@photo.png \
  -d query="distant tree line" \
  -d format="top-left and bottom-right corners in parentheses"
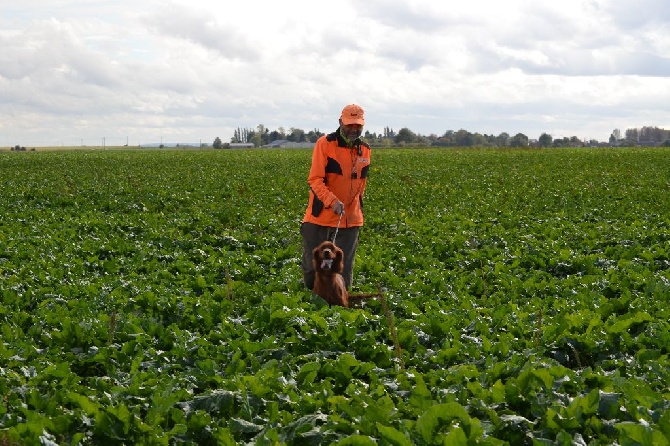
top-left (613, 126), bottom-right (670, 146)
top-left (230, 126), bottom-right (324, 146)
top-left (213, 125), bottom-right (670, 148)
top-left (536, 134), bottom-right (600, 148)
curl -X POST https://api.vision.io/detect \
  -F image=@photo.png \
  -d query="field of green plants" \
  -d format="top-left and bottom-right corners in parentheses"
top-left (0, 147), bottom-right (669, 445)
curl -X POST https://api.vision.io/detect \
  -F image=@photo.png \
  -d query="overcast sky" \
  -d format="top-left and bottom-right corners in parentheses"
top-left (2, 0), bottom-right (669, 147)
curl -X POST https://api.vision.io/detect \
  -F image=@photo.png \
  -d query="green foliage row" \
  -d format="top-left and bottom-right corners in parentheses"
top-left (0, 147), bottom-right (669, 445)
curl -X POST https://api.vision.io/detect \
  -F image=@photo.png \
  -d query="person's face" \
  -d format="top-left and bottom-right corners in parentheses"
top-left (339, 119), bottom-right (363, 141)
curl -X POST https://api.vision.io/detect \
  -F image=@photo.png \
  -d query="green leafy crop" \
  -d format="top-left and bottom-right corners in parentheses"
top-left (0, 147), bottom-right (668, 444)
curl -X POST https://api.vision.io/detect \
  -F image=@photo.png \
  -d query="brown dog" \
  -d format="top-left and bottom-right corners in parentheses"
top-left (312, 240), bottom-right (379, 307)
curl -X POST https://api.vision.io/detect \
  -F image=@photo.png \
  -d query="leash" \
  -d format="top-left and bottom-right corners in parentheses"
top-left (332, 211), bottom-right (344, 245)
top-left (331, 146), bottom-right (359, 246)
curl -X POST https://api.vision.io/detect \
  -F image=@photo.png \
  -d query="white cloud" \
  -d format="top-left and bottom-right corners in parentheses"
top-left (1, 0), bottom-right (669, 146)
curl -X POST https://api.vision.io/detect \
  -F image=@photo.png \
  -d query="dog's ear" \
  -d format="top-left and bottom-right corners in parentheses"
top-left (334, 246), bottom-right (344, 273)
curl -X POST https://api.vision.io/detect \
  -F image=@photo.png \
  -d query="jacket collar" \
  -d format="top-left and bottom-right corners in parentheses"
top-left (327, 128), bottom-right (351, 148)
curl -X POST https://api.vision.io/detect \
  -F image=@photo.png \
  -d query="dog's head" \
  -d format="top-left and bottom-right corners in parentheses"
top-left (313, 240), bottom-right (344, 274)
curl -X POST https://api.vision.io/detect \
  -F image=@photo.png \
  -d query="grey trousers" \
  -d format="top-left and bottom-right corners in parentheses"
top-left (300, 222), bottom-right (360, 290)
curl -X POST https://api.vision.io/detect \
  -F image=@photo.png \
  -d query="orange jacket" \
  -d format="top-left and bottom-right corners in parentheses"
top-left (302, 130), bottom-right (371, 228)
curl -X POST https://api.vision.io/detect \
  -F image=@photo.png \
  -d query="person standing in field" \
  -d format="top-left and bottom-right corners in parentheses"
top-left (301, 104), bottom-right (371, 291)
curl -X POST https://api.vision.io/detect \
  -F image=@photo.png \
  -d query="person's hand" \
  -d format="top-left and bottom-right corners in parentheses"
top-left (332, 201), bottom-right (345, 215)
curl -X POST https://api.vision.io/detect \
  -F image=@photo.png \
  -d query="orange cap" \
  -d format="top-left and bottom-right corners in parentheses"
top-left (340, 104), bottom-right (365, 126)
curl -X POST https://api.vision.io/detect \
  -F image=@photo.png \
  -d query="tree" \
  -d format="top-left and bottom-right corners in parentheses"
top-left (472, 133), bottom-right (488, 146)
top-left (232, 127), bottom-right (254, 143)
top-left (510, 133), bottom-right (529, 147)
top-left (288, 128), bottom-right (305, 142)
top-left (213, 137), bottom-right (222, 149)
top-left (257, 124), bottom-right (271, 145)
top-left (306, 129), bottom-right (323, 143)
top-left (436, 130), bottom-right (455, 146)
top-left (395, 128), bottom-right (416, 145)
top-left (495, 132), bottom-right (510, 147)
top-left (538, 133), bottom-right (553, 147)
top-left (453, 129), bottom-right (474, 146)
top-left (250, 132), bottom-right (262, 147)
top-left (552, 137), bottom-right (567, 148)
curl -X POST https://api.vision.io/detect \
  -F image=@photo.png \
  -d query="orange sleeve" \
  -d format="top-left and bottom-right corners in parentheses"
top-left (307, 138), bottom-right (338, 208)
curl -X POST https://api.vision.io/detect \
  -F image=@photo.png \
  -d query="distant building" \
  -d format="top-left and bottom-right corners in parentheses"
top-left (264, 139), bottom-right (314, 148)
top-left (637, 140), bottom-right (659, 147)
